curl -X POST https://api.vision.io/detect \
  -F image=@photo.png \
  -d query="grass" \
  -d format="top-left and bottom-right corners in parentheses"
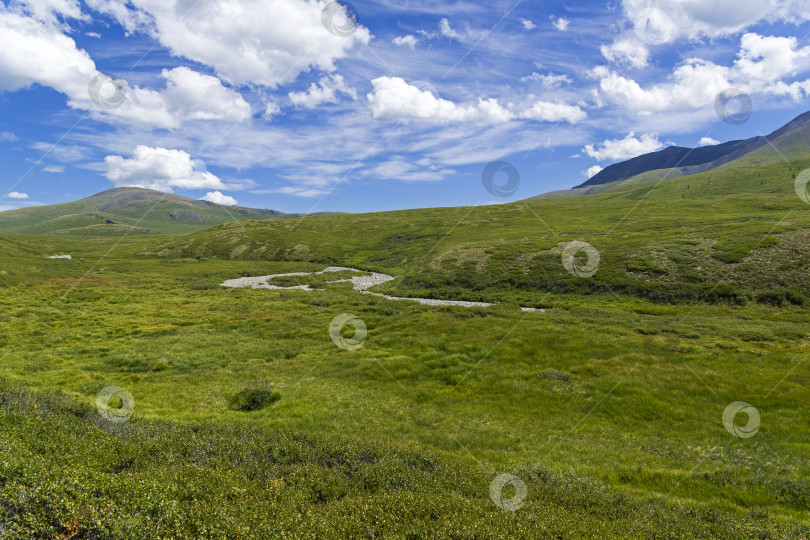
top-left (0, 158), bottom-right (809, 537)
top-left (140, 158), bottom-right (810, 307)
top-left (5, 380), bottom-right (802, 539)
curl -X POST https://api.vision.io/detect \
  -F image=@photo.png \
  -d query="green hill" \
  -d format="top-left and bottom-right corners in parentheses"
top-left (0, 187), bottom-right (307, 234)
top-left (146, 157), bottom-right (810, 307)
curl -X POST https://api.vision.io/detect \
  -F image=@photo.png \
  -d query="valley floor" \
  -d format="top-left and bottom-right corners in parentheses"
top-left (0, 249), bottom-right (807, 538)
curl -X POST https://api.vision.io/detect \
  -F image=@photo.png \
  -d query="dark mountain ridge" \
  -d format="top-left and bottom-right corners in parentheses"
top-left (577, 111), bottom-right (810, 188)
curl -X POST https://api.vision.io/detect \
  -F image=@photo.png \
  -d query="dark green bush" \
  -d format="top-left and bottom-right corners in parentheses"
top-left (756, 288), bottom-right (806, 307)
top-left (626, 257), bottom-right (667, 274)
top-left (227, 387), bottom-right (281, 411)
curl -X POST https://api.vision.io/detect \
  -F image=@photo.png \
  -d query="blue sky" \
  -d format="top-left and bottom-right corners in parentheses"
top-left (1, 0), bottom-right (809, 214)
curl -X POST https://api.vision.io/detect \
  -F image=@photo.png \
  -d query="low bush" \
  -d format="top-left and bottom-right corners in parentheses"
top-left (227, 387), bottom-right (281, 411)
top-left (756, 288), bottom-right (806, 307)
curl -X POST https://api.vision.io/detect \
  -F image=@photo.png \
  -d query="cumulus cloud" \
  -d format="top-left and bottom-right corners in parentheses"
top-left (393, 35), bottom-right (418, 48)
top-left (735, 33), bottom-right (810, 95)
top-left (0, 12), bottom-right (251, 129)
top-left (585, 165), bottom-right (604, 178)
top-left (622, 0), bottom-right (810, 44)
top-left (158, 67), bottom-right (251, 123)
top-left (368, 77), bottom-right (503, 123)
top-left (0, 11), bottom-right (96, 100)
top-left (551, 16), bottom-right (569, 31)
top-left (263, 100), bottom-right (281, 119)
top-left (591, 32), bottom-right (810, 118)
top-left (519, 101), bottom-right (587, 123)
top-left (367, 77), bottom-right (585, 124)
top-left (601, 38), bottom-right (650, 68)
top-left (7, 0), bottom-right (85, 24)
top-left (699, 137), bottom-right (720, 146)
top-left (439, 18), bottom-right (463, 39)
top-left (200, 190), bottom-right (238, 205)
top-left (83, 0), bottom-right (371, 87)
top-left (520, 18), bottom-right (536, 30)
top-left (584, 132), bottom-right (665, 161)
top-left (289, 74), bottom-right (357, 108)
top-left (104, 146), bottom-right (227, 192)
top-left (7, 191), bottom-right (29, 199)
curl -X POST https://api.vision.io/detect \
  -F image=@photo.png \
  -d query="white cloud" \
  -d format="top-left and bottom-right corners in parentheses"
top-left (272, 185), bottom-right (330, 198)
top-left (735, 33), bottom-right (810, 92)
top-left (263, 100), bottom-right (281, 119)
top-left (590, 60), bottom-right (731, 114)
top-left (439, 18), bottom-right (463, 39)
top-left (585, 165), bottom-right (604, 178)
top-left (367, 77), bottom-right (585, 124)
top-left (601, 38), bottom-right (650, 68)
top-left (0, 12), bottom-right (251, 129)
top-left (81, 66), bottom-right (251, 129)
top-left (591, 32), bottom-right (810, 119)
top-left (551, 16), bottom-right (569, 31)
top-left (289, 74), bottom-right (357, 108)
top-left (519, 101), bottom-right (586, 123)
top-left (584, 132), bottom-right (665, 161)
top-left (0, 11), bottom-right (96, 101)
top-left (43, 165), bottom-right (64, 172)
top-left (85, 31), bottom-right (100, 38)
top-left (7, 0), bottom-right (85, 24)
top-left (84, 0), bottom-right (371, 87)
top-left (520, 18), bottom-right (536, 30)
top-left (520, 72), bottom-right (572, 87)
top-left (699, 137), bottom-right (720, 146)
top-left (200, 190), bottom-right (238, 205)
top-left (622, 0), bottom-right (810, 44)
top-left (104, 146), bottom-right (227, 192)
top-left (157, 67), bottom-right (251, 123)
top-left (366, 160), bottom-right (455, 182)
top-left (393, 35), bottom-right (418, 48)
top-left (7, 191), bottom-right (29, 199)
top-left (0, 132), bottom-right (18, 141)
top-left (434, 18), bottom-right (483, 41)
top-left (368, 77), bottom-right (502, 123)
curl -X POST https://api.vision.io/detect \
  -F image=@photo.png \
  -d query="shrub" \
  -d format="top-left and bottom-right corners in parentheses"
top-left (189, 278), bottom-right (219, 290)
top-left (756, 288), bottom-right (806, 307)
top-left (227, 388), bottom-right (281, 411)
top-left (626, 257), bottom-right (667, 275)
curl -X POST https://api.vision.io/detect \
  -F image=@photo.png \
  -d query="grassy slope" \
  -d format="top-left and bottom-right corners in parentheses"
top-left (0, 379), bottom-right (801, 539)
top-left (150, 158), bottom-right (810, 305)
top-left (0, 161), bottom-right (809, 537)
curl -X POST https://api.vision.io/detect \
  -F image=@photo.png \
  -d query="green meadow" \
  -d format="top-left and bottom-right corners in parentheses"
top-left (0, 160), bottom-right (809, 538)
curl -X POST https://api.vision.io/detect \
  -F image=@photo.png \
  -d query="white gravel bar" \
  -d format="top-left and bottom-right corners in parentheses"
top-left (221, 267), bottom-right (540, 310)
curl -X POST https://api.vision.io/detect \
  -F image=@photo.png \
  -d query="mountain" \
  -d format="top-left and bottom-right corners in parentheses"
top-left (574, 110), bottom-right (810, 189)
top-left (0, 187), bottom-right (325, 235)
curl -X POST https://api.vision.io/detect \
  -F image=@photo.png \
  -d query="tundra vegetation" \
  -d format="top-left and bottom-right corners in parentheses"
top-left (0, 160), bottom-right (808, 538)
